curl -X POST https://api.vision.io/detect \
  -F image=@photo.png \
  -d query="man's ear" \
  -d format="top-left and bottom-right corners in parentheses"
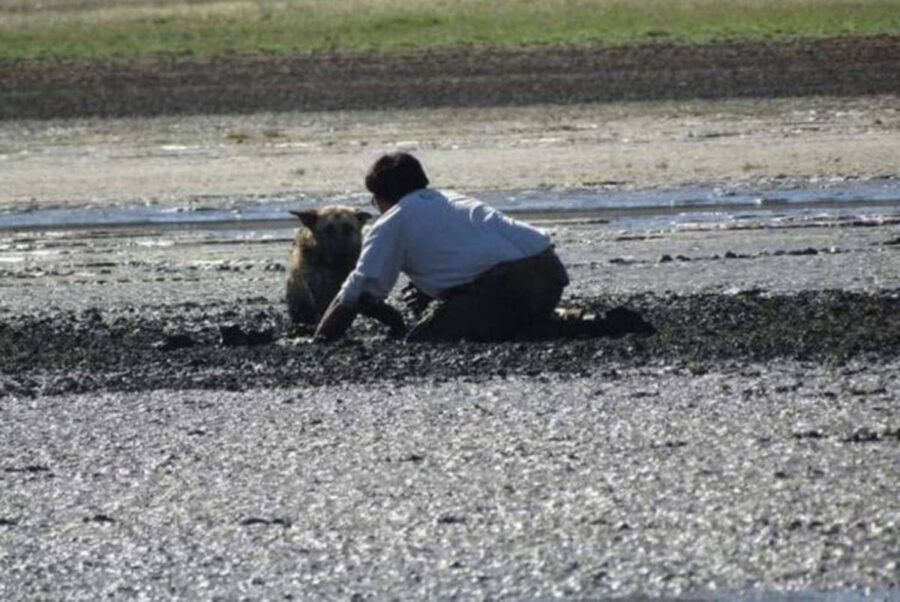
top-left (355, 210), bottom-right (373, 225)
top-left (290, 210), bottom-right (318, 230)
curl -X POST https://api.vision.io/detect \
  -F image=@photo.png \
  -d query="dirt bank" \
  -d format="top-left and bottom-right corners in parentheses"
top-left (3, 36), bottom-right (900, 120)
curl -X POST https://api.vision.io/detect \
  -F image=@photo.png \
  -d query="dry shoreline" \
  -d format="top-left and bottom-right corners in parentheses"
top-left (2, 37), bottom-right (899, 212)
top-left (2, 95), bottom-right (899, 211)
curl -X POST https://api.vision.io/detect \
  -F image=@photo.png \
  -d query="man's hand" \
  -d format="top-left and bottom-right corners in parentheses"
top-left (358, 293), bottom-right (406, 339)
top-left (313, 298), bottom-right (357, 342)
top-left (401, 282), bottom-right (433, 318)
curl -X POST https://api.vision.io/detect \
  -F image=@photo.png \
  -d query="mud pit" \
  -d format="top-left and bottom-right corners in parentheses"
top-left (2, 217), bottom-right (900, 397)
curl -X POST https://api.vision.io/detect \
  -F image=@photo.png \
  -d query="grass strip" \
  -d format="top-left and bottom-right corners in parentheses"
top-left (2, 0), bottom-right (900, 60)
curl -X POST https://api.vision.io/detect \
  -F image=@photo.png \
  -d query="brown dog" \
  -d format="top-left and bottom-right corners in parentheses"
top-left (286, 205), bottom-right (372, 325)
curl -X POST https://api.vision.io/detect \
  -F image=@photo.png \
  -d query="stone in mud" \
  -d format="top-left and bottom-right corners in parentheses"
top-left (842, 427), bottom-right (883, 443)
top-left (219, 324), bottom-right (275, 347)
top-left (83, 514), bottom-right (116, 524)
top-left (153, 333), bottom-right (195, 351)
top-left (436, 515), bottom-right (467, 525)
top-left (239, 517), bottom-right (292, 528)
top-left (792, 429), bottom-right (825, 440)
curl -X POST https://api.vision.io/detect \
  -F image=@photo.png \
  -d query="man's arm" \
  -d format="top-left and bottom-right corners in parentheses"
top-left (313, 296), bottom-right (358, 342)
top-left (401, 282), bottom-right (433, 318)
top-left (313, 293), bottom-right (406, 342)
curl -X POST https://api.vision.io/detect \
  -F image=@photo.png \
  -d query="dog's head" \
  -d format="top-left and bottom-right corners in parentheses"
top-left (291, 205), bottom-right (372, 260)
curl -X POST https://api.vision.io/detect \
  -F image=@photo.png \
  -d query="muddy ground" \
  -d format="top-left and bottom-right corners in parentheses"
top-left (1, 38), bottom-right (899, 600)
top-left (1, 366), bottom-right (898, 600)
top-left (3, 36), bottom-right (900, 120)
top-left (1, 217), bottom-right (899, 599)
top-left (2, 218), bottom-right (900, 398)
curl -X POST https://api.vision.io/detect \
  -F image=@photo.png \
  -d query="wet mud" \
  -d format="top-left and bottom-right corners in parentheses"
top-left (1, 287), bottom-right (898, 398)
top-left (2, 219), bottom-right (899, 397)
top-left (1, 221), bottom-right (899, 599)
top-left (2, 35), bottom-right (900, 119)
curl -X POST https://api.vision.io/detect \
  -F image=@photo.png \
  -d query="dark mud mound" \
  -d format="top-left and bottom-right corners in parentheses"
top-left (2, 36), bottom-right (899, 119)
top-left (1, 289), bottom-right (898, 397)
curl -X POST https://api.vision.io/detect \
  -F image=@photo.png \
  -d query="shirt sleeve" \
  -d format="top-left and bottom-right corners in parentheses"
top-left (335, 209), bottom-right (405, 306)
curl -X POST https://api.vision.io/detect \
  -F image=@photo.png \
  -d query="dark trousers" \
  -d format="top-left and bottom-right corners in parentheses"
top-left (406, 247), bottom-right (569, 342)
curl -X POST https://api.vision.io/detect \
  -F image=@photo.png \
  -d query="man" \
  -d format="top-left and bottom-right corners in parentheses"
top-left (314, 152), bottom-right (569, 342)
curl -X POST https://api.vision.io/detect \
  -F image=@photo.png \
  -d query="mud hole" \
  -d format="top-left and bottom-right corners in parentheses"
top-left (2, 218), bottom-right (899, 397)
top-left (1, 288), bottom-right (898, 397)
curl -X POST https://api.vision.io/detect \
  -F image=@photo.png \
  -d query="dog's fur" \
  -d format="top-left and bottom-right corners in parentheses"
top-left (286, 205), bottom-right (372, 324)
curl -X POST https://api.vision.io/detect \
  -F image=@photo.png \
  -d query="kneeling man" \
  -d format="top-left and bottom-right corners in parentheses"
top-left (315, 152), bottom-right (569, 342)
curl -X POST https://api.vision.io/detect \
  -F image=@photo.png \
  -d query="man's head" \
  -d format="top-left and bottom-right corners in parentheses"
top-left (365, 152), bottom-right (429, 211)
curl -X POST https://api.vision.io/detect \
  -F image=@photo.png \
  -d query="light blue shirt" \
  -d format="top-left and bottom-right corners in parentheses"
top-left (337, 188), bottom-right (551, 305)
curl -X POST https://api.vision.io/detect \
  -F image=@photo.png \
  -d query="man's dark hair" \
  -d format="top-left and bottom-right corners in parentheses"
top-left (365, 153), bottom-right (430, 204)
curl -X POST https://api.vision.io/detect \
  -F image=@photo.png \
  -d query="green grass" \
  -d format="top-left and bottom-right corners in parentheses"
top-left (2, 0), bottom-right (900, 61)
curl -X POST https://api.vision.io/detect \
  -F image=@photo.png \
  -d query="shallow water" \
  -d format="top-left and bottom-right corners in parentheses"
top-left (2, 179), bottom-right (899, 232)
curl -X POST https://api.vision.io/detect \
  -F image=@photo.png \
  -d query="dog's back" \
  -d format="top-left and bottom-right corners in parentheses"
top-left (286, 206), bottom-right (372, 324)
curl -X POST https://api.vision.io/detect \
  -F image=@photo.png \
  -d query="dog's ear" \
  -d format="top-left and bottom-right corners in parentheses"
top-left (290, 210), bottom-right (318, 230)
top-left (355, 210), bottom-right (373, 225)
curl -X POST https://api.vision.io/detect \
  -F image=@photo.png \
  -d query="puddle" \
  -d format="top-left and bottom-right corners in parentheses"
top-left (1, 180), bottom-right (899, 232)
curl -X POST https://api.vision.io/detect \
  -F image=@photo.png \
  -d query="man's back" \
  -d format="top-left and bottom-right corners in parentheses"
top-left (386, 188), bottom-right (551, 297)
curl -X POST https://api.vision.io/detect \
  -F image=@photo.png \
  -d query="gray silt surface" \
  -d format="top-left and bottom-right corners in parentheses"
top-left (2, 219), bottom-right (899, 598)
top-left (2, 218), bottom-right (900, 313)
top-left (1, 364), bottom-right (898, 600)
